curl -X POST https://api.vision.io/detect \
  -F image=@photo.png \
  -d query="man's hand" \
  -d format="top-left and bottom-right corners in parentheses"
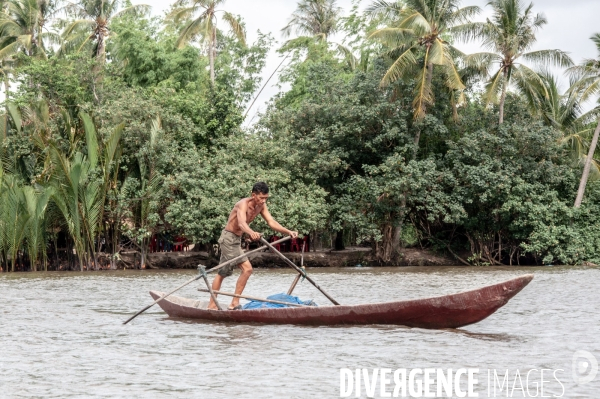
top-left (249, 231), bottom-right (262, 241)
top-left (288, 231), bottom-right (298, 239)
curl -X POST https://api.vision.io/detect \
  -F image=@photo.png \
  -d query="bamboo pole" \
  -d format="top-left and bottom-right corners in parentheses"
top-left (259, 238), bottom-right (340, 305)
top-left (199, 265), bottom-right (222, 310)
top-left (123, 274), bottom-right (202, 325)
top-left (287, 242), bottom-right (305, 295)
top-left (198, 288), bottom-right (309, 308)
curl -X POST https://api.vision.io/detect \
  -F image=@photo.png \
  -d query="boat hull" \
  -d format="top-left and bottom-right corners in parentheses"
top-left (149, 274), bottom-right (533, 329)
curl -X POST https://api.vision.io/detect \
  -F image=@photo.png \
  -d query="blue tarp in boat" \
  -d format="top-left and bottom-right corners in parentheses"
top-left (242, 293), bottom-right (318, 309)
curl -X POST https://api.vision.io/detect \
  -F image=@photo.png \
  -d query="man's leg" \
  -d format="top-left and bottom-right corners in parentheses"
top-left (229, 260), bottom-right (253, 309)
top-left (207, 274), bottom-right (225, 310)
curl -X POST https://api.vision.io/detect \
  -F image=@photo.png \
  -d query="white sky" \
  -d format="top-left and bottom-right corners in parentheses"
top-left (137, 0), bottom-right (600, 124)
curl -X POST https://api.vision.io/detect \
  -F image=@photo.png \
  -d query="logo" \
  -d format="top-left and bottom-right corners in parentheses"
top-left (572, 350), bottom-right (598, 384)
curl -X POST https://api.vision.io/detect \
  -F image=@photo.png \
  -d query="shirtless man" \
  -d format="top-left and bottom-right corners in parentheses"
top-left (208, 182), bottom-right (298, 310)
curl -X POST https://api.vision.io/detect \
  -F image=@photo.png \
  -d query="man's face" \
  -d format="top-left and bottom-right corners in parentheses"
top-left (252, 192), bottom-right (269, 205)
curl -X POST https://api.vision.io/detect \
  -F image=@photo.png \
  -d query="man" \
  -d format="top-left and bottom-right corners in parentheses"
top-left (208, 182), bottom-right (298, 310)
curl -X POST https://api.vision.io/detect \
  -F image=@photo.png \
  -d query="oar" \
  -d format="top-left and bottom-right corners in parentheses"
top-left (199, 265), bottom-right (223, 310)
top-left (260, 237), bottom-right (340, 305)
top-left (198, 288), bottom-right (310, 307)
top-left (122, 274), bottom-right (202, 325)
top-left (123, 236), bottom-right (292, 324)
top-left (287, 242), bottom-right (305, 295)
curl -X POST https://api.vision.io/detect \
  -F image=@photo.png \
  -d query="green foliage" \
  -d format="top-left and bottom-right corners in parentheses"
top-left (164, 133), bottom-right (328, 243)
top-left (1, 0), bottom-right (600, 272)
top-left (110, 16), bottom-right (202, 88)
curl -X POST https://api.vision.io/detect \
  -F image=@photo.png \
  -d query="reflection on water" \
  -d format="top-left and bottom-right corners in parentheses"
top-left (441, 328), bottom-right (518, 343)
top-left (1, 266), bottom-right (599, 398)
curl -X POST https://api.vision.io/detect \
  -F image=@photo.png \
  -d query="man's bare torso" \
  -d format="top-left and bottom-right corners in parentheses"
top-left (224, 198), bottom-right (264, 236)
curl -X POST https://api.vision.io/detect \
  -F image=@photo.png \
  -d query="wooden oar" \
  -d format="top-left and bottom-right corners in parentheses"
top-left (198, 288), bottom-right (310, 308)
top-left (287, 242), bottom-right (305, 295)
top-left (122, 274), bottom-right (201, 325)
top-left (199, 265), bottom-right (223, 310)
top-left (260, 237), bottom-right (340, 305)
top-left (123, 236), bottom-right (292, 324)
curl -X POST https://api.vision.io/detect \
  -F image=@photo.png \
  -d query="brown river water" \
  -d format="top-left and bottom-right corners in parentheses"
top-left (1, 266), bottom-right (599, 398)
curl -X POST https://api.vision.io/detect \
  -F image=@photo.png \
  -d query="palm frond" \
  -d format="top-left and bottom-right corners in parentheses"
top-left (368, 26), bottom-right (413, 44)
top-left (112, 4), bottom-right (151, 19)
top-left (364, 0), bottom-right (403, 20)
top-left (6, 103), bottom-right (21, 133)
top-left (80, 111), bottom-right (98, 169)
top-left (398, 10), bottom-right (430, 35)
top-left (521, 49), bottom-right (573, 68)
top-left (450, 6), bottom-right (482, 25)
top-left (482, 68), bottom-right (505, 106)
top-left (175, 12), bottom-right (208, 49)
top-left (380, 43), bottom-right (418, 86)
top-left (412, 48), bottom-right (434, 120)
top-left (442, 51), bottom-right (466, 91)
top-left (222, 11), bottom-right (246, 46)
top-left (448, 21), bottom-right (485, 43)
top-left (428, 38), bottom-right (444, 65)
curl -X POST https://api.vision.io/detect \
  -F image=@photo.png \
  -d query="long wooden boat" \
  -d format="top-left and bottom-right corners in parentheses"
top-left (149, 274), bottom-right (533, 329)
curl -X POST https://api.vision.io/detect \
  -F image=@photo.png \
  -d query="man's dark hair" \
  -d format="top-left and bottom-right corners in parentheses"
top-left (252, 182), bottom-right (269, 195)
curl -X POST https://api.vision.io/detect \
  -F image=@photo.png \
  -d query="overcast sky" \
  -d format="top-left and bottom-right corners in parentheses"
top-left (136, 0), bottom-right (600, 124)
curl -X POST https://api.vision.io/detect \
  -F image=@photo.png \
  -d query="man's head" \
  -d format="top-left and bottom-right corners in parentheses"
top-left (251, 182), bottom-right (269, 204)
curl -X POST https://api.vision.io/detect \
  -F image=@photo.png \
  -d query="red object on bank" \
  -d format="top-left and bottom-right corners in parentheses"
top-left (269, 236), bottom-right (281, 251)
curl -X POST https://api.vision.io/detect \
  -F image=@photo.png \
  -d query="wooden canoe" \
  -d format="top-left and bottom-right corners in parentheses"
top-left (149, 274), bottom-right (533, 329)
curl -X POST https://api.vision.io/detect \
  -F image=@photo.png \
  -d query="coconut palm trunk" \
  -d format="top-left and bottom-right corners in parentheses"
top-left (498, 70), bottom-right (509, 124)
top-left (97, 34), bottom-right (106, 63)
top-left (3, 68), bottom-right (9, 139)
top-left (574, 118), bottom-right (600, 207)
top-left (209, 25), bottom-right (216, 85)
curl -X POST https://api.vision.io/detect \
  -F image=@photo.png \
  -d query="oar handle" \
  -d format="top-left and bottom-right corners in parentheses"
top-left (205, 235), bottom-right (291, 275)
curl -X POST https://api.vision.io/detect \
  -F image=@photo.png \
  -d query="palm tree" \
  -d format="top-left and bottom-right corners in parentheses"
top-left (0, 174), bottom-right (30, 272)
top-left (23, 185), bottom-right (51, 271)
top-left (0, 0), bottom-right (56, 59)
top-left (169, 0), bottom-right (245, 85)
top-left (459, 0), bottom-right (572, 124)
top-left (368, 0), bottom-right (480, 121)
top-left (48, 147), bottom-right (88, 270)
top-left (525, 70), bottom-right (600, 177)
top-left (568, 33), bottom-right (600, 208)
top-left (60, 0), bottom-right (150, 62)
top-left (80, 110), bottom-right (123, 269)
top-left (135, 117), bottom-right (163, 269)
top-left (279, 0), bottom-right (353, 68)
top-left (282, 0), bottom-right (341, 41)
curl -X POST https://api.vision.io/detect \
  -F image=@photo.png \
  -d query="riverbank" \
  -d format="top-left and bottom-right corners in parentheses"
top-left (116, 246), bottom-right (456, 270)
top-left (0, 247), bottom-right (456, 272)
top-left (5, 247), bottom-right (596, 272)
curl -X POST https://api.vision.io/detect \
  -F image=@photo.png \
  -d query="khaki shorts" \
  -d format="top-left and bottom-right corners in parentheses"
top-left (217, 230), bottom-right (248, 277)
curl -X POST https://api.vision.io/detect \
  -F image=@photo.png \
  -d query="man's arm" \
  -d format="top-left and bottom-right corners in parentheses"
top-left (261, 205), bottom-right (298, 238)
top-left (237, 201), bottom-right (261, 240)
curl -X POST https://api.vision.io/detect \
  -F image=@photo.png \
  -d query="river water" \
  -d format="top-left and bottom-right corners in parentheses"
top-left (1, 266), bottom-right (599, 398)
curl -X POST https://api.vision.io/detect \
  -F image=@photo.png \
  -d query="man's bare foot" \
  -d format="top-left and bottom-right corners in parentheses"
top-left (228, 302), bottom-right (242, 310)
top-left (207, 305), bottom-right (219, 310)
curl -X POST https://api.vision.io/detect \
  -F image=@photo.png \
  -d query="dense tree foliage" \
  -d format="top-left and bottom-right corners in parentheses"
top-left (0, 0), bottom-right (599, 272)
